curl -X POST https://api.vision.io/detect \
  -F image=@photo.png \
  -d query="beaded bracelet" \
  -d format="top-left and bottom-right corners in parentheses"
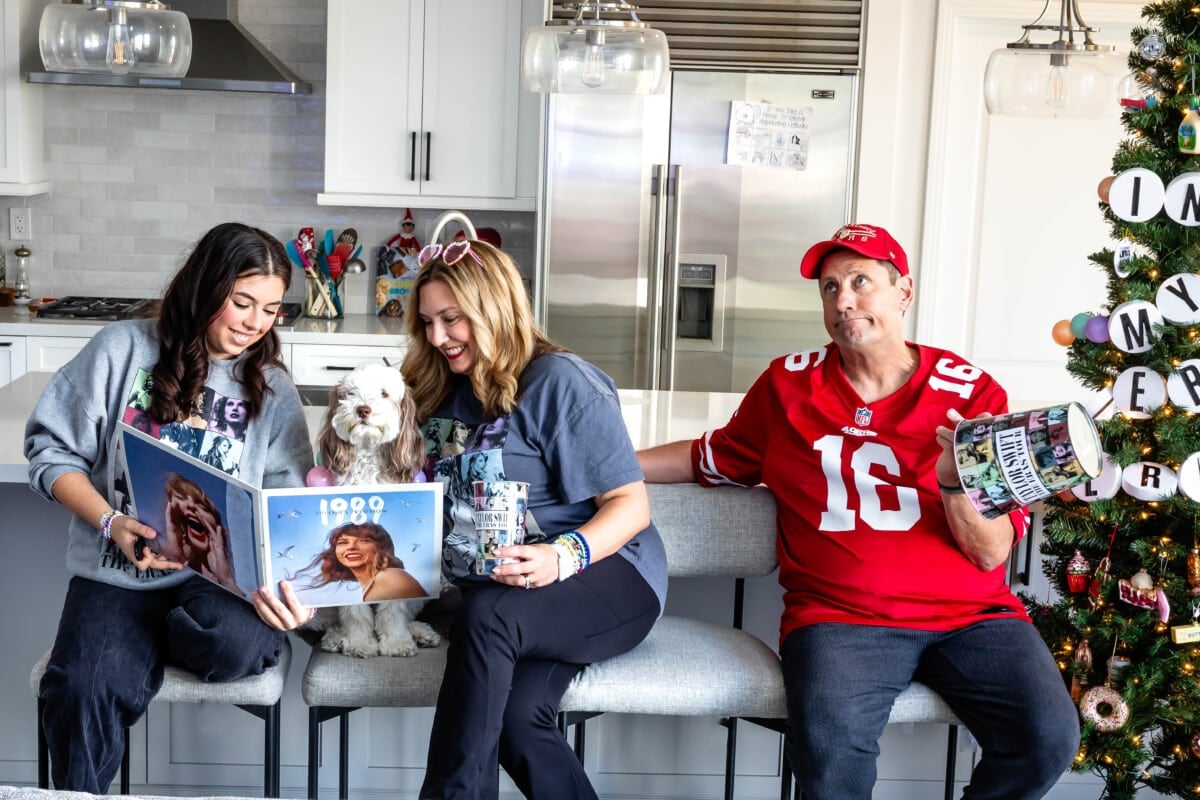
top-left (557, 531), bottom-right (591, 572)
top-left (99, 509), bottom-right (126, 541)
top-left (937, 480), bottom-right (965, 495)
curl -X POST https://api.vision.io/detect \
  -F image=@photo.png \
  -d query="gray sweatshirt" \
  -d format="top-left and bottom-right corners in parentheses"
top-left (24, 319), bottom-right (314, 590)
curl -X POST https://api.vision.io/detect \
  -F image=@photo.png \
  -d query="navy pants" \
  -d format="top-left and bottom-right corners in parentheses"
top-left (420, 554), bottom-right (660, 800)
top-left (39, 575), bottom-right (285, 793)
top-left (780, 619), bottom-right (1080, 800)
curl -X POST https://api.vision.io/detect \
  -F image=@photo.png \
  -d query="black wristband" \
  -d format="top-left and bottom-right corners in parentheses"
top-left (938, 480), bottom-right (965, 495)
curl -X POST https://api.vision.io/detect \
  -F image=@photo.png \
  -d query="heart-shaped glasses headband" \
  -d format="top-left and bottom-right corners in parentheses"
top-left (418, 240), bottom-right (483, 269)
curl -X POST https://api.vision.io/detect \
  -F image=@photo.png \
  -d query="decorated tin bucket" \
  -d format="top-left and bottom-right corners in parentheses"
top-left (952, 403), bottom-right (1103, 520)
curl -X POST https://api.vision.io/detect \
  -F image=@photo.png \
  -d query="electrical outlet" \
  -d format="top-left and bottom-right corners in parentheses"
top-left (9, 208), bottom-right (30, 241)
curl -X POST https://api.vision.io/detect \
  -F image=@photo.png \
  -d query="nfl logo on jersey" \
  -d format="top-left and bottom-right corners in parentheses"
top-left (854, 407), bottom-right (873, 427)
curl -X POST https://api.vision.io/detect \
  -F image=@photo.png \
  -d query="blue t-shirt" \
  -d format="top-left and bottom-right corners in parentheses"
top-left (422, 352), bottom-right (667, 614)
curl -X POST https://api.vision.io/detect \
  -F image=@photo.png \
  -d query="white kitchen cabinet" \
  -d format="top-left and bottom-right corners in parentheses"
top-left (320, 0), bottom-right (541, 211)
top-left (26, 335), bottom-right (87, 373)
top-left (290, 342), bottom-right (403, 388)
top-left (0, 334), bottom-right (26, 385)
top-left (0, 0), bottom-right (49, 195)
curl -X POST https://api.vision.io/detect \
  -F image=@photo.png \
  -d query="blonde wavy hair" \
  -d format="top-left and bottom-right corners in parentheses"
top-left (401, 240), bottom-right (562, 420)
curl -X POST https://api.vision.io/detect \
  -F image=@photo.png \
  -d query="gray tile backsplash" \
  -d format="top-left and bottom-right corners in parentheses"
top-left (9, 0), bottom-right (535, 305)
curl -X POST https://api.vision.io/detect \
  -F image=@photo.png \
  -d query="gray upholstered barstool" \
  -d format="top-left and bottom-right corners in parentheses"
top-left (30, 638), bottom-right (291, 797)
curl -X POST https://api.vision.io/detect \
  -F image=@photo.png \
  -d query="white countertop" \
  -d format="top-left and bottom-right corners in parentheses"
top-left (0, 371), bottom-right (743, 484)
top-left (0, 307), bottom-right (408, 347)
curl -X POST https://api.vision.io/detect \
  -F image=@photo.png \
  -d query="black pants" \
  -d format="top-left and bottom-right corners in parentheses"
top-left (420, 555), bottom-right (660, 800)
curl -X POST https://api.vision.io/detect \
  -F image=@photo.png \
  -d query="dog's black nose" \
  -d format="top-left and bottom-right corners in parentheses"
top-left (356, 404), bottom-right (371, 420)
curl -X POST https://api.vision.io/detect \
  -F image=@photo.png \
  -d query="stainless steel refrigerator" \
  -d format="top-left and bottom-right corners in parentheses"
top-left (534, 70), bottom-right (858, 392)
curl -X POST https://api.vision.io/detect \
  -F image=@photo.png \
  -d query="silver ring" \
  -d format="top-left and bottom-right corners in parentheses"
top-left (523, 576), bottom-right (532, 590)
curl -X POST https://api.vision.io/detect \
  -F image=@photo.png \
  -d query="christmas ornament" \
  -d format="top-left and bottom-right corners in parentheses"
top-left (1106, 643), bottom-right (1132, 684)
top-left (1089, 556), bottom-right (1112, 609)
top-left (1067, 549), bottom-right (1091, 593)
top-left (1190, 548), bottom-right (1200, 595)
top-left (1167, 173), bottom-right (1200, 225)
top-left (1156, 273), bottom-right (1200, 324)
top-left (1191, 732), bottom-right (1200, 759)
top-left (1117, 568), bottom-right (1158, 609)
top-left (1140, 33), bottom-right (1166, 60)
top-left (1113, 366), bottom-right (1166, 418)
top-left (1071, 638), bottom-right (1094, 702)
top-left (1072, 454), bottom-right (1121, 502)
top-left (1167, 360), bottom-right (1200, 412)
top-left (1084, 315), bottom-right (1110, 343)
top-left (1119, 70), bottom-right (1160, 109)
top-left (1120, 461), bottom-right (1179, 501)
top-left (1052, 319), bottom-right (1075, 346)
top-left (1107, 300), bottom-right (1165, 354)
top-left (1108, 168), bottom-right (1165, 223)
top-left (1097, 175), bottom-right (1115, 204)
top-left (1172, 599), bottom-right (1200, 643)
top-left (1180, 453), bottom-right (1200, 502)
top-left (1182, 97), bottom-right (1200, 154)
top-left (1113, 239), bottom-right (1135, 278)
top-left (1069, 312), bottom-right (1091, 339)
top-left (1079, 685), bottom-right (1131, 731)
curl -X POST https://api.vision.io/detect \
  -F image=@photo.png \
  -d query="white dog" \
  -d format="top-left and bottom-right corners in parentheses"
top-left (306, 363), bottom-right (441, 658)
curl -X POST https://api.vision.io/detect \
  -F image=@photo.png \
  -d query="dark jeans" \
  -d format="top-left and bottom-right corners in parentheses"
top-left (420, 555), bottom-right (660, 800)
top-left (39, 575), bottom-right (285, 793)
top-left (780, 618), bottom-right (1080, 800)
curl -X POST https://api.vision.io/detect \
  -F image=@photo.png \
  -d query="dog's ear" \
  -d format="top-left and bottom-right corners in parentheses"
top-left (382, 388), bottom-right (427, 482)
top-left (318, 383), bottom-right (350, 478)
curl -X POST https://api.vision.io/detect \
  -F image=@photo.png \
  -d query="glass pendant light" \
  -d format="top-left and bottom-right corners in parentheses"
top-left (983, 0), bottom-right (1123, 119)
top-left (522, 2), bottom-right (669, 95)
top-left (39, 0), bottom-right (192, 78)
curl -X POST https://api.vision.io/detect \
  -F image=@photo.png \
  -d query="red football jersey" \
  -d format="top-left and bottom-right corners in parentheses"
top-left (692, 343), bottom-right (1030, 642)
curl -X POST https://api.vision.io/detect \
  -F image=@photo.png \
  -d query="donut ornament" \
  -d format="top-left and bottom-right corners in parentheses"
top-left (1079, 685), bottom-right (1131, 732)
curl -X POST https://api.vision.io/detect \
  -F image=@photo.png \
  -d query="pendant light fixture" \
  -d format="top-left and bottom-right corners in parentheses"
top-left (522, 2), bottom-right (669, 95)
top-left (983, 0), bottom-right (1123, 118)
top-left (39, 0), bottom-right (192, 78)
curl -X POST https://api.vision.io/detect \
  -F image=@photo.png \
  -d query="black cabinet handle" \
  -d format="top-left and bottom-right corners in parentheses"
top-left (409, 132), bottom-right (417, 181)
top-left (424, 131), bottom-right (431, 182)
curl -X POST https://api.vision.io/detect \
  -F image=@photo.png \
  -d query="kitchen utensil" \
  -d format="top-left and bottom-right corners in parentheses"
top-left (343, 257), bottom-right (366, 274)
top-left (334, 228), bottom-right (357, 262)
top-left (309, 249), bottom-right (343, 316)
top-left (285, 239), bottom-right (306, 269)
top-left (326, 253), bottom-right (344, 282)
top-left (324, 229), bottom-right (335, 256)
top-left (350, 244), bottom-right (363, 261)
top-left (298, 227), bottom-right (316, 254)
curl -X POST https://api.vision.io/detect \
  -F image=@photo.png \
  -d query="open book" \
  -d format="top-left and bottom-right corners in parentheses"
top-left (118, 423), bottom-right (443, 607)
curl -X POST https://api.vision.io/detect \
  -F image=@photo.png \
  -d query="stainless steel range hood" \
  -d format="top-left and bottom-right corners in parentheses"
top-left (28, 0), bottom-right (311, 94)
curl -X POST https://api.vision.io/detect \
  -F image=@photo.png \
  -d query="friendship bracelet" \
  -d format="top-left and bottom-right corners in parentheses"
top-left (937, 480), bottom-right (965, 496)
top-left (99, 509), bottom-right (126, 541)
top-left (558, 531), bottom-right (591, 571)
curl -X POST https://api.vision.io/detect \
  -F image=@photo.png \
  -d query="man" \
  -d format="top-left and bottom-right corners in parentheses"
top-left (638, 224), bottom-right (1079, 799)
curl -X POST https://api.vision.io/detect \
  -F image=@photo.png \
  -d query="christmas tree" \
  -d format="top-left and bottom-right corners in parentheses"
top-left (1031, 5), bottom-right (1200, 799)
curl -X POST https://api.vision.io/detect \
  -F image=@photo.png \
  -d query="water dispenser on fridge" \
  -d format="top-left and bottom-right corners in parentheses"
top-left (675, 254), bottom-right (726, 352)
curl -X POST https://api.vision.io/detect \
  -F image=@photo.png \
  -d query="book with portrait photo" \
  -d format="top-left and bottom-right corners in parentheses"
top-left (118, 423), bottom-right (443, 607)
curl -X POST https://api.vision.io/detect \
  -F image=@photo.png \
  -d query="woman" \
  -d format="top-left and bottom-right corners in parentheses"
top-left (210, 394), bottom-right (250, 440)
top-left (25, 222), bottom-right (316, 794)
top-left (402, 239), bottom-right (667, 800)
top-left (297, 521), bottom-right (428, 601)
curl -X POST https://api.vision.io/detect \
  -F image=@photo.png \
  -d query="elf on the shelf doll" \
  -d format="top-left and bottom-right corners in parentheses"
top-left (386, 208), bottom-right (421, 255)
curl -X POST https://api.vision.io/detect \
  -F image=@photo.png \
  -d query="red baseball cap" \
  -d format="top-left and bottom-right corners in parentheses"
top-left (799, 224), bottom-right (909, 279)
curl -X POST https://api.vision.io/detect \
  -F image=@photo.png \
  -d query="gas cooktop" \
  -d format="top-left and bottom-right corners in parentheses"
top-left (36, 296), bottom-right (303, 325)
top-left (37, 296), bottom-right (153, 320)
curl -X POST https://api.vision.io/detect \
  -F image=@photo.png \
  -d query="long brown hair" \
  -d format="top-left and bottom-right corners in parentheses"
top-left (150, 222), bottom-right (291, 425)
top-left (401, 240), bottom-right (562, 420)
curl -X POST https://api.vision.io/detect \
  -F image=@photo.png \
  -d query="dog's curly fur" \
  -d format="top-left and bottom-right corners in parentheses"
top-left (306, 363), bottom-right (441, 657)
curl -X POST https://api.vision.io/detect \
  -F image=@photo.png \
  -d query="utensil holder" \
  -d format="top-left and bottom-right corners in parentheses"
top-left (304, 276), bottom-right (342, 319)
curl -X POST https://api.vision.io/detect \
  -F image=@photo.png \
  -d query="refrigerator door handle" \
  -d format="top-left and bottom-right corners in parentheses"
top-left (659, 164), bottom-right (683, 391)
top-left (645, 164), bottom-right (669, 389)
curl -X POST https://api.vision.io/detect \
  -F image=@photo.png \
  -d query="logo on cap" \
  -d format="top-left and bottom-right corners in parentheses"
top-left (835, 225), bottom-right (896, 260)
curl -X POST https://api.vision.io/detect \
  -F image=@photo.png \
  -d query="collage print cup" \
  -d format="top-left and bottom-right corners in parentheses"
top-left (472, 480), bottom-right (529, 574)
top-left (952, 403), bottom-right (1103, 520)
